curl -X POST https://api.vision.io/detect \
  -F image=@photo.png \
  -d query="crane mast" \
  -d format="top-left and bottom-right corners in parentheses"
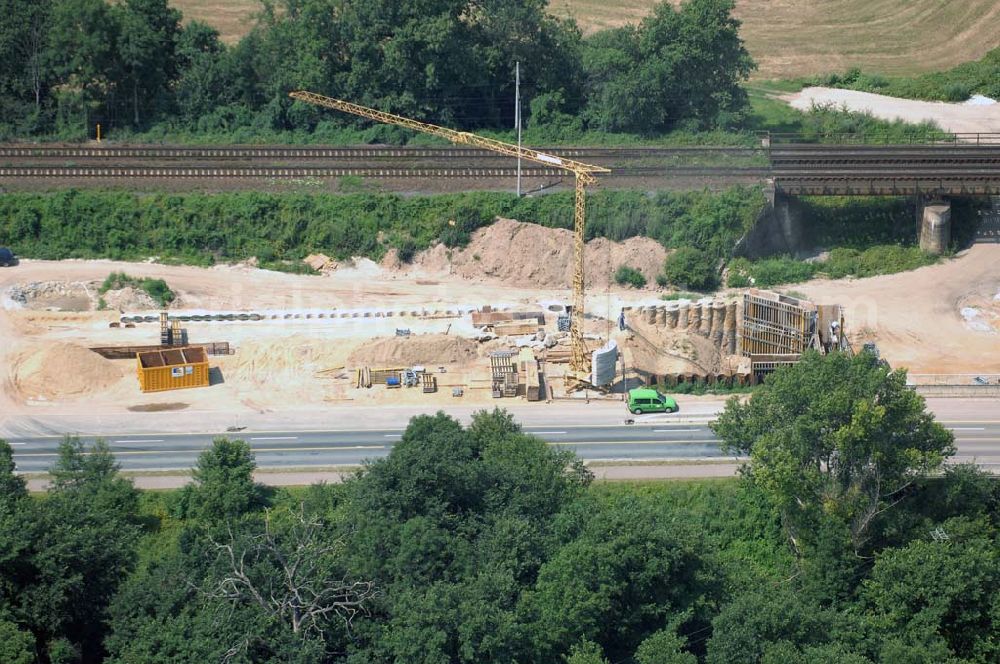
top-left (289, 90), bottom-right (610, 385)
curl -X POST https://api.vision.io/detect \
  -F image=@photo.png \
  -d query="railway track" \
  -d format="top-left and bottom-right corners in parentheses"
top-left (0, 144), bottom-right (760, 160)
top-left (0, 165), bottom-right (770, 179)
top-left (2, 143), bottom-right (998, 195)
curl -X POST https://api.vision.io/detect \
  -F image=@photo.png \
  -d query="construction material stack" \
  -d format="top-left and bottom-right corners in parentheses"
top-left (490, 351), bottom-right (518, 398)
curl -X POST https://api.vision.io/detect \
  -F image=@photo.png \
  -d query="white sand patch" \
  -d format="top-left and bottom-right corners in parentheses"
top-left (783, 87), bottom-right (1000, 135)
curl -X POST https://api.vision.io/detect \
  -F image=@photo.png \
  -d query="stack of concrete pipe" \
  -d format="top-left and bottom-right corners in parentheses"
top-left (629, 298), bottom-right (743, 357)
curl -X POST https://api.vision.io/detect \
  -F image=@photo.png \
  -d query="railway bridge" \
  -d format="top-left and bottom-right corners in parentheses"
top-left (752, 137), bottom-right (1000, 256)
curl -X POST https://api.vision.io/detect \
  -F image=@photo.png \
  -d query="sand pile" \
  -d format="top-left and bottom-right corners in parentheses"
top-left (413, 218), bottom-right (667, 288)
top-left (348, 334), bottom-right (481, 367)
top-left (223, 337), bottom-right (354, 386)
top-left (12, 342), bottom-right (123, 400)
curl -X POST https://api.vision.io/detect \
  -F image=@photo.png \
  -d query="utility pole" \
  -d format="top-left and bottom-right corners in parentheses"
top-left (515, 61), bottom-right (522, 197)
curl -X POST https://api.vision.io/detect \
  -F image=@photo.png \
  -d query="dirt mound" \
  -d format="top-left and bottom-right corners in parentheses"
top-left (625, 317), bottom-right (725, 375)
top-left (412, 218), bottom-right (667, 289)
top-left (8, 281), bottom-right (97, 312)
top-left (101, 286), bottom-right (158, 311)
top-left (348, 334), bottom-right (481, 367)
top-left (12, 342), bottom-right (123, 400)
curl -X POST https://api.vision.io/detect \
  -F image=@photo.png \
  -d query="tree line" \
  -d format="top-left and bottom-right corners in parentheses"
top-left (0, 0), bottom-right (754, 141)
top-left (1, 352), bottom-right (997, 663)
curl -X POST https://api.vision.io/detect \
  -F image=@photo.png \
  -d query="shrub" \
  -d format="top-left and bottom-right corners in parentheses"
top-left (726, 256), bottom-right (816, 288)
top-left (660, 291), bottom-right (702, 301)
top-left (99, 272), bottom-right (175, 308)
top-left (662, 248), bottom-right (717, 291)
top-left (614, 265), bottom-right (647, 288)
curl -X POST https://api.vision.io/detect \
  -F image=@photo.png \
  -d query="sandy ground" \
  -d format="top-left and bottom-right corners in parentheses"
top-left (0, 247), bottom-right (674, 437)
top-left (3, 231), bottom-right (999, 438)
top-left (783, 87), bottom-right (1000, 135)
top-left (795, 243), bottom-right (1000, 375)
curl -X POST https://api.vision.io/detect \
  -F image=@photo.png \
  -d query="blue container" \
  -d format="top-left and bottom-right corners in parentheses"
top-left (386, 376), bottom-right (401, 386)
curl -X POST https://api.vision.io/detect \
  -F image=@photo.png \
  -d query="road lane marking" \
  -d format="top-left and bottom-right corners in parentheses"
top-left (18, 445), bottom-right (388, 457)
top-left (384, 434), bottom-right (402, 438)
top-left (532, 431), bottom-right (568, 435)
top-left (548, 439), bottom-right (719, 446)
top-left (9, 442), bottom-right (26, 446)
top-left (115, 439), bottom-right (164, 443)
top-left (949, 427), bottom-right (985, 431)
top-left (250, 436), bottom-right (298, 441)
top-left (653, 429), bottom-right (699, 432)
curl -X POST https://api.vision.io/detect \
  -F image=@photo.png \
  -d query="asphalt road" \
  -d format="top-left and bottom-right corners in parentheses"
top-left (9, 420), bottom-right (1000, 474)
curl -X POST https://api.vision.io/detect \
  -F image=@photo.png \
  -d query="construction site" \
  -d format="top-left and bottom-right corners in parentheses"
top-left (2, 93), bottom-right (1000, 429)
top-left (2, 223), bottom-right (998, 429)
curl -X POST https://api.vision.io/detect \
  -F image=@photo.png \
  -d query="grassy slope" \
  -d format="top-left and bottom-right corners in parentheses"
top-left (170, 0), bottom-right (1000, 78)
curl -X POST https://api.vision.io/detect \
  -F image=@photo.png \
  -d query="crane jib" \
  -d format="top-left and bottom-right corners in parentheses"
top-left (289, 89), bottom-right (606, 388)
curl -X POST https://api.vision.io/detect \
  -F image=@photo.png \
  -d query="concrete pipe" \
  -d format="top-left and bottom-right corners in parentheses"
top-left (645, 306), bottom-right (656, 325)
top-left (726, 301), bottom-right (741, 355)
top-left (699, 301), bottom-right (713, 337)
top-left (666, 304), bottom-right (679, 329)
top-left (711, 302), bottom-right (726, 342)
top-left (687, 302), bottom-right (701, 333)
top-left (655, 306), bottom-right (667, 327)
top-left (677, 302), bottom-right (690, 329)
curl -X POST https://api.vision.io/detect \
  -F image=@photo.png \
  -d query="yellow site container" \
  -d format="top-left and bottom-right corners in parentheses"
top-left (136, 346), bottom-right (210, 393)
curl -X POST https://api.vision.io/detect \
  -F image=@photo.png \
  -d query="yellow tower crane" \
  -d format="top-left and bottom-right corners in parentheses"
top-left (289, 90), bottom-right (611, 386)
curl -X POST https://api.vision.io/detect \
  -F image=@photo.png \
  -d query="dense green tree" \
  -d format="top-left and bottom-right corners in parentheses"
top-left (177, 437), bottom-right (265, 522)
top-left (114, 0), bottom-right (182, 126)
top-left (0, 618), bottom-right (34, 664)
top-left (706, 586), bottom-right (837, 664)
top-left (712, 351), bottom-right (954, 554)
top-left (565, 640), bottom-right (610, 664)
top-left (581, 0), bottom-right (753, 133)
top-left (47, 0), bottom-right (120, 131)
top-left (0, 440), bottom-right (27, 506)
top-left (862, 528), bottom-right (999, 662)
top-left (0, 438), bottom-right (139, 663)
top-left (662, 246), bottom-right (717, 290)
top-left (522, 495), bottom-right (714, 662)
top-left (634, 625), bottom-right (698, 664)
top-left (0, 0), bottom-right (53, 133)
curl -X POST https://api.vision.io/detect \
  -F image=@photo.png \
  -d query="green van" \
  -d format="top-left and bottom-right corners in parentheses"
top-left (627, 388), bottom-right (678, 415)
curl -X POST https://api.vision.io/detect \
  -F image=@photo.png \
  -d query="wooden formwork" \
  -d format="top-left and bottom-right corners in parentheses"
top-left (740, 289), bottom-right (817, 357)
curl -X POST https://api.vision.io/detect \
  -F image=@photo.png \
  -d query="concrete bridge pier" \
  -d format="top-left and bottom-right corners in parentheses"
top-left (916, 197), bottom-right (951, 254)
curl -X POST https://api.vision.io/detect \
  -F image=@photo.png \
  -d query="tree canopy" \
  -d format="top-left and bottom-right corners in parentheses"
top-left (712, 351), bottom-right (954, 555)
top-left (0, 0), bottom-right (754, 140)
top-left (1, 407), bottom-right (996, 663)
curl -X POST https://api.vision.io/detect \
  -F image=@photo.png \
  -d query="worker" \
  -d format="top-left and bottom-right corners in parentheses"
top-left (618, 309), bottom-right (626, 331)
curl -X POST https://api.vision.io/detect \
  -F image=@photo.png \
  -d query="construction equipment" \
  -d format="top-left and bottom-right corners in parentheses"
top-left (289, 90), bottom-right (610, 387)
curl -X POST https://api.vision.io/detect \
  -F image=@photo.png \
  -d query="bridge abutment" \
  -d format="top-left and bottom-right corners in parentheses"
top-left (736, 181), bottom-right (806, 258)
top-left (916, 197), bottom-right (951, 254)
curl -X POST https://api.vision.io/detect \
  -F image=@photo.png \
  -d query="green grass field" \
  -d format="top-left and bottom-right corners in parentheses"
top-left (171, 0), bottom-right (1000, 79)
